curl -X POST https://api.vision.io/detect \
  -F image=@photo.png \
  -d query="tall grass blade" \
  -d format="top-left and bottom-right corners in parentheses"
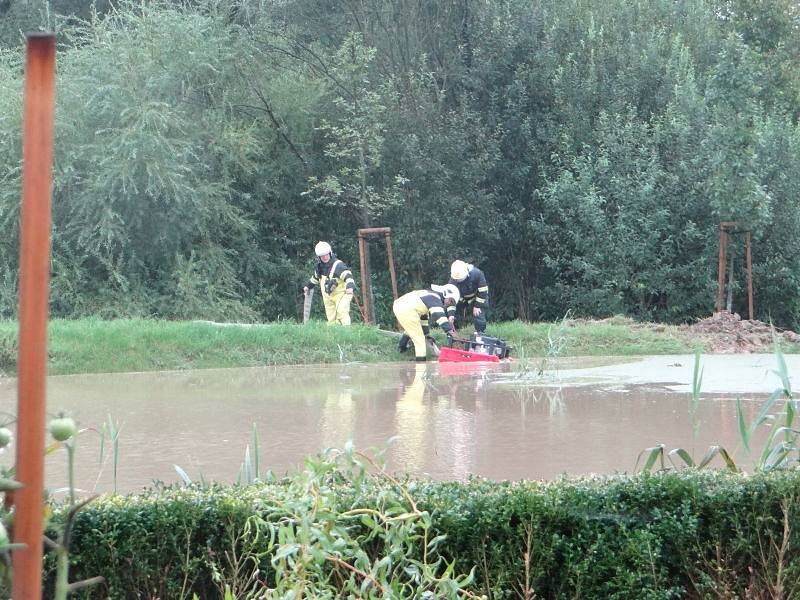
top-left (758, 410), bottom-right (786, 469)
top-left (636, 444), bottom-right (665, 472)
top-left (697, 445), bottom-right (719, 469)
top-left (716, 447), bottom-right (739, 472)
top-left (696, 445), bottom-right (740, 471)
top-left (99, 427), bottom-right (106, 468)
top-left (737, 398), bottom-right (751, 452)
top-left (106, 414), bottom-right (121, 493)
top-left (243, 444), bottom-right (253, 484)
top-left (749, 389), bottom-right (782, 437)
top-left (773, 426), bottom-right (800, 437)
top-left (251, 422), bottom-right (260, 481)
top-left (785, 396), bottom-right (796, 434)
top-left (770, 331), bottom-right (792, 397)
top-left (689, 350), bottom-right (703, 437)
top-left (763, 443), bottom-right (791, 471)
top-left (174, 464), bottom-right (192, 486)
top-left (668, 448), bottom-right (695, 468)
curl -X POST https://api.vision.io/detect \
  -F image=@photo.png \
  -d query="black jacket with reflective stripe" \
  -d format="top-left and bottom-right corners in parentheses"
top-left (447, 265), bottom-right (488, 314)
top-left (307, 254), bottom-right (355, 291)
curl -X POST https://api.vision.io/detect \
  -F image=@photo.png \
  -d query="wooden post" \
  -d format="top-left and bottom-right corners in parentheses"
top-left (356, 228), bottom-right (400, 324)
top-left (357, 234), bottom-right (371, 324)
top-left (745, 232), bottom-right (754, 320)
top-left (384, 231), bottom-right (398, 301)
top-left (13, 32), bottom-right (56, 600)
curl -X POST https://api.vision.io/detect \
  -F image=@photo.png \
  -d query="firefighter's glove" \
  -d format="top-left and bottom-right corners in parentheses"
top-left (324, 279), bottom-right (338, 294)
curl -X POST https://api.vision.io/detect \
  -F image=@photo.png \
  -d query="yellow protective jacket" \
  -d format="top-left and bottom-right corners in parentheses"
top-left (394, 290), bottom-right (454, 333)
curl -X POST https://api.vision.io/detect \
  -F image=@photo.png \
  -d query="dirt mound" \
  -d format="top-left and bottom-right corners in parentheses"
top-left (564, 312), bottom-right (800, 354)
top-left (679, 311), bottom-right (800, 354)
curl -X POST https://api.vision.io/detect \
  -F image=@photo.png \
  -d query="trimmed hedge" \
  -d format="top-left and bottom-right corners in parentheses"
top-left (53, 470), bottom-right (800, 599)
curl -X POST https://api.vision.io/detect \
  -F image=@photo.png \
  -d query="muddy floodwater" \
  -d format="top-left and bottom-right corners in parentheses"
top-left (0, 354), bottom-right (796, 494)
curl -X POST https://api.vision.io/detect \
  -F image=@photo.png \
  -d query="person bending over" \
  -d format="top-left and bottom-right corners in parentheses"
top-left (393, 284), bottom-right (460, 361)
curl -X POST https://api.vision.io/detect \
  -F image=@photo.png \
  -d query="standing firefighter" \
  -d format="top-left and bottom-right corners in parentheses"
top-left (448, 260), bottom-right (489, 333)
top-left (393, 284), bottom-right (460, 361)
top-left (303, 241), bottom-right (356, 325)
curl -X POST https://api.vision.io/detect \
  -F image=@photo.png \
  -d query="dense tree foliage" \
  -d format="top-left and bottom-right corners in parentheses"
top-left (0, 0), bottom-right (798, 327)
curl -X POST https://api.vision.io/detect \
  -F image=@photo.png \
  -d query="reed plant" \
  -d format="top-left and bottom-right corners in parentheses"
top-left (99, 415), bottom-right (122, 494)
top-left (638, 337), bottom-right (800, 473)
top-left (178, 440), bottom-right (483, 599)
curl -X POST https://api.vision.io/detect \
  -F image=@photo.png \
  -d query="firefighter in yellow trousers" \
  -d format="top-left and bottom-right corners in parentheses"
top-left (393, 284), bottom-right (460, 361)
top-left (303, 241), bottom-right (356, 325)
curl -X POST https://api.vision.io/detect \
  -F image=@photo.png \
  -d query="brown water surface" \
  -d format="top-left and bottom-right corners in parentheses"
top-left (0, 358), bottom-right (775, 494)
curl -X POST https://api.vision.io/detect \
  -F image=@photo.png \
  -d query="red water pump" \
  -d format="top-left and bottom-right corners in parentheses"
top-left (438, 333), bottom-right (512, 363)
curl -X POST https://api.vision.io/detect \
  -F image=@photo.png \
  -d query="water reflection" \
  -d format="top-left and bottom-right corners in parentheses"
top-left (321, 391), bottom-right (355, 451)
top-left (393, 363), bottom-right (428, 473)
top-left (0, 360), bottom-right (776, 493)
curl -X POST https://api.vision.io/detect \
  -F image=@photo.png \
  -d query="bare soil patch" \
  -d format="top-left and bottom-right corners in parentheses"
top-left (567, 312), bottom-right (800, 354)
top-left (678, 311), bottom-right (800, 353)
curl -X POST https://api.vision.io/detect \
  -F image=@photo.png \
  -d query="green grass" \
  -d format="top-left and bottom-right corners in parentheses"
top-left (0, 319), bottom-right (401, 375)
top-left (490, 319), bottom-right (694, 356)
top-left (0, 316), bottom-right (714, 376)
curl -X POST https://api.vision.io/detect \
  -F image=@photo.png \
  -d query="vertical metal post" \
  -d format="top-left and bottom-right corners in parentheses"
top-left (13, 32), bottom-right (56, 600)
top-left (357, 234), bottom-right (372, 324)
top-left (384, 231), bottom-right (398, 300)
top-left (716, 223), bottom-right (730, 313)
top-left (716, 224), bottom-right (725, 312)
top-left (356, 227), bottom-right (398, 324)
top-left (726, 247), bottom-right (734, 313)
top-left (364, 242), bottom-right (375, 323)
top-left (745, 232), bottom-right (754, 320)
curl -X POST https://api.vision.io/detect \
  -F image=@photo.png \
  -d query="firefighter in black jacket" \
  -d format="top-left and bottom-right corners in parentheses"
top-left (447, 260), bottom-right (489, 333)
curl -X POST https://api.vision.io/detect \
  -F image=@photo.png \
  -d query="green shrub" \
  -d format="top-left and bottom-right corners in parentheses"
top-left (51, 469), bottom-right (800, 599)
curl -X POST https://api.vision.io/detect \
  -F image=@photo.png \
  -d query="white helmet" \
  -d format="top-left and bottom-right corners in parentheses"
top-left (450, 260), bottom-right (470, 282)
top-left (432, 283), bottom-right (460, 304)
top-left (314, 241), bottom-right (332, 257)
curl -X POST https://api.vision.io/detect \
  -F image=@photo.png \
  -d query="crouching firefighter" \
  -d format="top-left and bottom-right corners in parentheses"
top-left (448, 260), bottom-right (489, 333)
top-left (393, 284), bottom-right (460, 361)
top-left (303, 241), bottom-right (356, 325)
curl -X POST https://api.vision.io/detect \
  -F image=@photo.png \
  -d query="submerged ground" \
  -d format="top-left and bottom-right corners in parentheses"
top-left (1, 352), bottom-right (791, 492)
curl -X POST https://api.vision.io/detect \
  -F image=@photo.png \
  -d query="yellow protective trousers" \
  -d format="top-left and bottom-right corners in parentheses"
top-left (393, 294), bottom-right (428, 359)
top-left (321, 277), bottom-right (352, 325)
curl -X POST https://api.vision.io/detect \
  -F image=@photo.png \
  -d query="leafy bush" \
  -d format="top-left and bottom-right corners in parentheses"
top-left (52, 468), bottom-right (800, 599)
top-left (3, 0), bottom-right (800, 326)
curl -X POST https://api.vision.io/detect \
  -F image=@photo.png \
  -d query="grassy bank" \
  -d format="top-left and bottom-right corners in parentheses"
top-left (0, 317), bottom-right (698, 376)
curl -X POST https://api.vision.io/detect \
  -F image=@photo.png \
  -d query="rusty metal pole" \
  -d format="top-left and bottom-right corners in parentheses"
top-left (363, 242), bottom-right (375, 323)
top-left (357, 234), bottom-right (372, 324)
top-left (13, 32), bottom-right (56, 600)
top-left (716, 223), bottom-right (727, 313)
top-left (745, 232), bottom-right (754, 320)
top-left (384, 231), bottom-right (398, 300)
